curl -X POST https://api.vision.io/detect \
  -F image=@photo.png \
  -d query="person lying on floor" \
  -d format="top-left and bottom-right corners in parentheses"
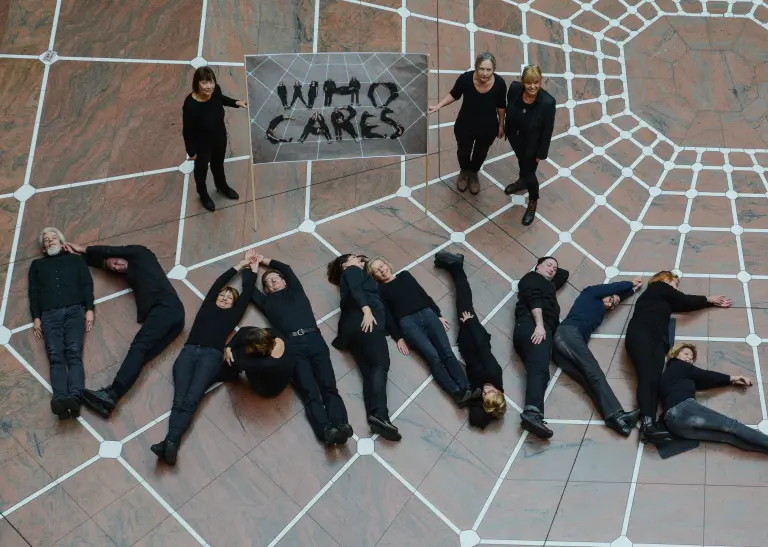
top-left (660, 342), bottom-right (768, 455)
top-left (366, 256), bottom-right (479, 407)
top-left (151, 252), bottom-right (256, 465)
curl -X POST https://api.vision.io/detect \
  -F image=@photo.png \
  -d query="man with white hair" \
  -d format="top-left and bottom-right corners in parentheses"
top-left (28, 227), bottom-right (95, 419)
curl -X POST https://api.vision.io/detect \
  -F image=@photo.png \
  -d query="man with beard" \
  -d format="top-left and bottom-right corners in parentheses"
top-left (28, 228), bottom-right (95, 419)
top-left (63, 241), bottom-right (185, 418)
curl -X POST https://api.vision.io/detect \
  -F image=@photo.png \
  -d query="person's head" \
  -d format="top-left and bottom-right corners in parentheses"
top-left (521, 65), bottom-right (543, 97)
top-left (192, 66), bottom-right (217, 96)
top-left (667, 342), bottom-right (698, 364)
top-left (366, 256), bottom-right (395, 283)
top-left (39, 227), bottom-right (65, 256)
top-left (216, 285), bottom-right (239, 309)
top-left (242, 327), bottom-right (277, 356)
top-left (482, 384), bottom-right (507, 419)
top-left (262, 269), bottom-right (287, 294)
top-left (602, 294), bottom-right (620, 311)
top-left (649, 270), bottom-right (679, 290)
top-left (327, 253), bottom-right (369, 286)
top-left (535, 256), bottom-right (558, 281)
top-left (474, 51), bottom-right (497, 82)
top-left (105, 257), bottom-right (129, 273)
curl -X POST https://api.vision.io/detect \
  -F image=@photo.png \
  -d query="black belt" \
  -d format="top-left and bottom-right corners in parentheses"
top-left (290, 327), bottom-right (318, 337)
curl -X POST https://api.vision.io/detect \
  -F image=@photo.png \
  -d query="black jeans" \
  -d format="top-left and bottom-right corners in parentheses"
top-left (166, 344), bottom-right (223, 444)
top-left (666, 398), bottom-right (768, 454)
top-left (193, 137), bottom-right (227, 196)
top-left (513, 315), bottom-right (553, 413)
top-left (400, 308), bottom-right (469, 395)
top-left (455, 132), bottom-right (496, 173)
top-left (553, 325), bottom-right (622, 419)
top-left (291, 332), bottom-right (349, 440)
top-left (111, 301), bottom-right (185, 399)
top-left (625, 329), bottom-right (667, 419)
top-left (348, 329), bottom-right (391, 421)
top-left (514, 148), bottom-right (540, 200)
top-left (41, 304), bottom-right (86, 399)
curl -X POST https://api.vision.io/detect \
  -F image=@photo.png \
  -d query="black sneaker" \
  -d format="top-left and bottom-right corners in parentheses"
top-left (150, 441), bottom-right (165, 460)
top-left (504, 178), bottom-right (525, 195)
top-left (50, 397), bottom-right (68, 417)
top-left (434, 251), bottom-right (464, 269)
top-left (82, 388), bottom-right (116, 419)
top-left (63, 395), bottom-right (81, 418)
top-left (520, 409), bottom-right (553, 439)
top-left (216, 185), bottom-right (240, 200)
top-left (200, 193), bottom-right (215, 212)
top-left (164, 440), bottom-right (179, 466)
top-left (452, 389), bottom-right (472, 407)
top-left (368, 415), bottom-right (402, 442)
top-left (338, 423), bottom-right (354, 442)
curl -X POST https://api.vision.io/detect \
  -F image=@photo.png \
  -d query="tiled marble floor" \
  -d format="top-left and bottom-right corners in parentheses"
top-left (2, 0), bottom-right (768, 546)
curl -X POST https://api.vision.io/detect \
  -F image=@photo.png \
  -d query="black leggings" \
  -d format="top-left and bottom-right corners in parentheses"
top-left (194, 138), bottom-right (228, 196)
top-left (625, 329), bottom-right (667, 419)
top-left (514, 149), bottom-right (540, 200)
top-left (456, 132), bottom-right (496, 173)
top-left (513, 315), bottom-right (553, 413)
top-left (348, 329), bottom-right (391, 421)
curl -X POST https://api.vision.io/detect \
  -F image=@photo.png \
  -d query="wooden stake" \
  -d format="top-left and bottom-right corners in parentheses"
top-left (244, 54), bottom-right (258, 232)
top-left (425, 54), bottom-right (430, 216)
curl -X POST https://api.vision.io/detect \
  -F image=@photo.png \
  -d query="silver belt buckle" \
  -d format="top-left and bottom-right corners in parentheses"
top-left (295, 328), bottom-right (304, 336)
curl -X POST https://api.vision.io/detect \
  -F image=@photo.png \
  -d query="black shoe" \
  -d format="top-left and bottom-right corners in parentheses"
top-left (81, 388), bottom-right (116, 419)
top-left (338, 423), bottom-right (354, 441)
top-left (50, 397), bottom-right (68, 417)
top-left (640, 416), bottom-right (672, 444)
top-left (164, 440), bottom-right (179, 466)
top-left (621, 408), bottom-right (641, 428)
top-left (323, 426), bottom-right (346, 446)
top-left (522, 200), bottom-right (537, 226)
top-left (470, 387), bottom-right (482, 400)
top-left (434, 251), bottom-right (464, 269)
top-left (216, 185), bottom-right (239, 200)
top-left (520, 409), bottom-right (553, 439)
top-left (200, 193), bottom-right (215, 212)
top-left (452, 389), bottom-right (472, 407)
top-left (288, 137), bottom-right (294, 142)
top-left (605, 412), bottom-right (633, 437)
top-left (63, 395), bottom-right (81, 418)
top-left (368, 415), bottom-right (402, 442)
top-left (150, 441), bottom-right (165, 459)
top-left (504, 178), bottom-right (525, 195)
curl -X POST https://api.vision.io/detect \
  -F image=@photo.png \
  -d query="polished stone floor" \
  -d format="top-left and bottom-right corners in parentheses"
top-left (2, 0), bottom-right (768, 546)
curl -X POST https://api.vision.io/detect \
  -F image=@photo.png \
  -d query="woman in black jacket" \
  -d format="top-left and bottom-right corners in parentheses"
top-left (327, 254), bottom-right (401, 442)
top-left (221, 327), bottom-right (296, 399)
top-left (428, 52), bottom-right (506, 195)
top-left (182, 67), bottom-right (246, 212)
top-left (503, 65), bottom-right (557, 226)
top-left (625, 271), bottom-right (731, 443)
top-left (661, 343), bottom-right (767, 454)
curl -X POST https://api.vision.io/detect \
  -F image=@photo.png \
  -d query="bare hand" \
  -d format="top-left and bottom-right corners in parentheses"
top-left (189, 154), bottom-right (197, 161)
top-left (396, 338), bottom-right (410, 355)
top-left (460, 311), bottom-right (474, 323)
top-left (427, 105), bottom-right (439, 114)
top-left (708, 295), bottom-right (732, 308)
top-left (236, 100), bottom-right (247, 108)
top-left (33, 318), bottom-right (43, 339)
top-left (498, 126), bottom-right (505, 140)
top-left (224, 347), bottom-right (234, 366)
top-left (731, 375), bottom-right (753, 387)
top-left (439, 317), bottom-right (450, 331)
top-left (85, 310), bottom-right (94, 332)
top-left (531, 324), bottom-right (546, 345)
top-left (245, 249), bottom-right (258, 263)
top-left (361, 309), bottom-right (377, 333)
top-left (63, 242), bottom-right (85, 255)
top-left (632, 277), bottom-right (643, 291)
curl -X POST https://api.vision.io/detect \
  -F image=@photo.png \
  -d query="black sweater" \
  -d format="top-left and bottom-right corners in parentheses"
top-left (84, 245), bottom-right (181, 323)
top-left (186, 267), bottom-right (255, 351)
top-left (251, 260), bottom-right (318, 334)
top-left (660, 358), bottom-right (731, 412)
top-left (627, 282), bottom-right (712, 345)
top-left (505, 82), bottom-right (556, 160)
top-left (450, 71), bottom-right (507, 140)
top-left (28, 253), bottom-right (95, 320)
top-left (515, 268), bottom-right (570, 331)
top-left (226, 327), bottom-right (296, 397)
top-left (378, 271), bottom-right (440, 324)
top-left (182, 84), bottom-right (240, 157)
top-left (459, 318), bottom-right (503, 390)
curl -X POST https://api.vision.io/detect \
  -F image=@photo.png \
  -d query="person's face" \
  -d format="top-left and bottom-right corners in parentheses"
top-left (677, 347), bottom-right (695, 364)
top-left (602, 294), bottom-right (619, 311)
top-left (535, 258), bottom-right (558, 280)
top-left (664, 277), bottom-right (680, 290)
top-left (342, 254), bottom-right (365, 270)
top-left (523, 76), bottom-right (542, 96)
top-left (198, 78), bottom-right (215, 96)
top-left (42, 231), bottom-right (62, 256)
top-left (482, 383), bottom-right (500, 402)
top-left (105, 257), bottom-right (129, 273)
top-left (369, 259), bottom-right (393, 282)
top-left (263, 272), bottom-right (286, 294)
top-left (216, 290), bottom-right (235, 309)
top-left (476, 60), bottom-right (494, 81)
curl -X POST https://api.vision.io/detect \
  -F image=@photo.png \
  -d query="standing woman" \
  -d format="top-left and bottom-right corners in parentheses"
top-left (428, 52), bottom-right (506, 195)
top-left (503, 65), bottom-right (556, 226)
top-left (182, 66), bottom-right (247, 212)
top-left (625, 271), bottom-right (731, 443)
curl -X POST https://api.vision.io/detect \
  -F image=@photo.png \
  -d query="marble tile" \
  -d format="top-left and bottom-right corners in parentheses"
top-left (5, 485), bottom-right (88, 547)
top-left (638, 439), bottom-right (706, 484)
top-left (704, 485), bottom-right (768, 546)
top-left (570, 423), bottom-right (641, 482)
top-left (618, 230), bottom-right (680, 273)
top-left (52, 519), bottom-right (117, 547)
top-left (93, 485), bottom-right (168, 547)
top-left (0, 450), bottom-right (53, 512)
top-left (478, 478), bottom-right (565, 540)
top-left (679, 232), bottom-right (740, 275)
top-left (605, 178), bottom-right (648, 221)
top-left (6, 395), bottom-right (80, 449)
top-left (132, 517), bottom-right (201, 547)
top-left (506, 423), bottom-right (588, 481)
top-left (376, 495), bottom-right (457, 547)
top-left (60, 458), bottom-right (137, 517)
top-left (628, 483), bottom-right (704, 545)
top-left (0, 345), bottom-right (51, 418)
top-left (30, 424), bottom-right (100, 480)
top-left (572, 206), bottom-right (631, 267)
top-left (548, 481), bottom-right (630, 542)
top-left (0, 0), bottom-right (56, 54)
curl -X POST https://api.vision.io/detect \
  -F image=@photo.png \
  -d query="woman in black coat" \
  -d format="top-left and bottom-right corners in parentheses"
top-left (503, 65), bottom-right (556, 226)
top-left (428, 52), bottom-right (506, 195)
top-left (182, 67), bottom-right (246, 212)
top-left (625, 271), bottom-right (731, 443)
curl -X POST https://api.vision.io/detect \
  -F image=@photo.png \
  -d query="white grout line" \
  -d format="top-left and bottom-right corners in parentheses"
top-left (175, 173), bottom-right (190, 265)
top-left (311, 231), bottom-right (341, 256)
top-left (620, 442), bottom-right (645, 535)
top-left (197, 0), bottom-right (208, 58)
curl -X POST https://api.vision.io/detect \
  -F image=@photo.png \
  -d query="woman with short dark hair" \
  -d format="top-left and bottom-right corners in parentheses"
top-left (182, 66), bottom-right (247, 212)
top-left (428, 52), bottom-right (507, 195)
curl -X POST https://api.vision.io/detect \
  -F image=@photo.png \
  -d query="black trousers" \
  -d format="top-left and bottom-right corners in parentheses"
top-left (553, 325), bottom-right (622, 419)
top-left (167, 344), bottom-right (223, 444)
top-left (513, 315), bottom-right (553, 413)
top-left (455, 132), bottom-right (495, 173)
top-left (278, 92), bottom-right (288, 108)
top-left (291, 332), bottom-right (349, 440)
top-left (291, 92), bottom-right (307, 107)
top-left (333, 124), bottom-right (343, 139)
top-left (625, 328), bottom-right (667, 419)
top-left (308, 90), bottom-right (317, 107)
top-left (111, 301), bottom-right (185, 399)
top-left (194, 137), bottom-right (227, 196)
top-left (513, 146), bottom-right (540, 200)
top-left (348, 329), bottom-right (390, 421)
top-left (41, 304), bottom-right (86, 399)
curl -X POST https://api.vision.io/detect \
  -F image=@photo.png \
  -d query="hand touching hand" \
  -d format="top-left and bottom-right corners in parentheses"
top-left (236, 100), bottom-right (247, 108)
top-left (427, 105), bottom-right (439, 114)
top-left (63, 242), bottom-right (86, 255)
top-left (632, 278), bottom-right (643, 291)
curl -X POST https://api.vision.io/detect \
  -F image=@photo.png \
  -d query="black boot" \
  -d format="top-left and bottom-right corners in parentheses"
top-left (337, 423), bottom-right (354, 442)
top-left (522, 200), bottom-right (537, 226)
top-left (164, 439), bottom-right (179, 466)
top-left (520, 408), bottom-right (553, 439)
top-left (434, 251), bottom-right (464, 269)
top-left (50, 397), bottom-right (69, 420)
top-left (150, 441), bottom-right (166, 459)
top-left (199, 192), bottom-right (215, 212)
top-left (216, 185), bottom-right (240, 200)
top-left (605, 410), bottom-right (633, 437)
top-left (368, 415), bottom-right (402, 442)
top-left (504, 178), bottom-right (525, 195)
top-left (323, 426), bottom-right (346, 446)
top-left (63, 395), bottom-right (81, 419)
top-left (640, 416), bottom-right (672, 443)
top-left (82, 387), bottom-right (117, 419)
top-left (452, 389), bottom-right (473, 407)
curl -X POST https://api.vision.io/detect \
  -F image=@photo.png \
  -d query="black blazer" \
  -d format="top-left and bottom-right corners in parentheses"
top-left (505, 82), bottom-right (556, 160)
